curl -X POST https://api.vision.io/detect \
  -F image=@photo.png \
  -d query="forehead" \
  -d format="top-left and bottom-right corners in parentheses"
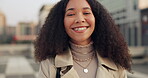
top-left (66, 0), bottom-right (91, 10)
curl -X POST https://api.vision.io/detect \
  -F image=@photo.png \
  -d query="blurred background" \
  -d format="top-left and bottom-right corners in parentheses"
top-left (0, 0), bottom-right (148, 78)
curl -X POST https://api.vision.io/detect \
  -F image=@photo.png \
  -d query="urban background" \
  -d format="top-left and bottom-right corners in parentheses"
top-left (0, 0), bottom-right (148, 78)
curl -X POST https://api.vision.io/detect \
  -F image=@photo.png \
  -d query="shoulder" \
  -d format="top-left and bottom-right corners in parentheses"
top-left (106, 61), bottom-right (127, 78)
top-left (40, 58), bottom-right (56, 71)
top-left (115, 65), bottom-right (127, 78)
top-left (105, 59), bottom-right (127, 78)
top-left (38, 58), bottom-right (56, 78)
top-left (98, 55), bottom-right (127, 78)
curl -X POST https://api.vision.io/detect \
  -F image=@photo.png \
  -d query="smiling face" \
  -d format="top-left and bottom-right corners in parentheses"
top-left (64, 0), bottom-right (95, 45)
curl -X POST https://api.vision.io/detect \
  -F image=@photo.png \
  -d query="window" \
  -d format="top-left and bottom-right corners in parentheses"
top-left (142, 15), bottom-right (148, 22)
top-left (128, 27), bottom-right (131, 46)
top-left (133, 0), bottom-right (137, 10)
top-left (134, 26), bottom-right (138, 46)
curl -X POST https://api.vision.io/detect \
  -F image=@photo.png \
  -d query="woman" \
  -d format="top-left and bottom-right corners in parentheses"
top-left (35, 0), bottom-right (132, 78)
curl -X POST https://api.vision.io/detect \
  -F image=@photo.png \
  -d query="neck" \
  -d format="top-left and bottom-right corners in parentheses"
top-left (70, 41), bottom-right (94, 59)
top-left (70, 38), bottom-right (91, 46)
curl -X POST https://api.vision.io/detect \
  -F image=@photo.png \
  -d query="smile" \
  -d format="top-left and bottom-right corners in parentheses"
top-left (72, 26), bottom-right (89, 33)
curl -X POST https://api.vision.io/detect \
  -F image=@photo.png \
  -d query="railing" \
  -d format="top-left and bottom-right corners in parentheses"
top-left (129, 46), bottom-right (148, 58)
top-left (0, 44), bottom-right (147, 58)
top-left (0, 44), bottom-right (34, 57)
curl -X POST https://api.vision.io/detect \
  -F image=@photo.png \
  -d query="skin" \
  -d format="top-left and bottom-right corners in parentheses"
top-left (64, 0), bottom-right (95, 45)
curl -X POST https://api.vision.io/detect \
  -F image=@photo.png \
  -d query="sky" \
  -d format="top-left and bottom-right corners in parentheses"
top-left (0, 0), bottom-right (60, 26)
top-left (0, 0), bottom-right (148, 26)
top-left (139, 0), bottom-right (148, 9)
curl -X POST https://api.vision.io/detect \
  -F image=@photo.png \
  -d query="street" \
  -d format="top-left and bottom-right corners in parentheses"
top-left (0, 55), bottom-right (39, 78)
top-left (0, 51), bottom-right (148, 78)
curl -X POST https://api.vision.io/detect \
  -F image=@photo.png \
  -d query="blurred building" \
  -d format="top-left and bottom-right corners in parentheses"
top-left (141, 8), bottom-right (148, 46)
top-left (6, 26), bottom-right (16, 36)
top-left (37, 4), bottom-right (54, 33)
top-left (15, 22), bottom-right (37, 41)
top-left (99, 0), bottom-right (141, 46)
top-left (0, 10), bottom-right (6, 35)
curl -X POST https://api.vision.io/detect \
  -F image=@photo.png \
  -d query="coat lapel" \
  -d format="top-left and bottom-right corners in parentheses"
top-left (55, 48), bottom-right (80, 78)
top-left (95, 53), bottom-right (118, 78)
top-left (96, 66), bottom-right (114, 78)
top-left (55, 48), bottom-right (73, 67)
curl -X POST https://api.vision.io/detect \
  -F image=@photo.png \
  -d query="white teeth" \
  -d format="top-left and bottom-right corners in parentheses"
top-left (74, 27), bottom-right (87, 31)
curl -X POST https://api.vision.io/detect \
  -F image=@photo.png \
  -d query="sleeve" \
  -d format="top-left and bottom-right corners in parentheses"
top-left (37, 61), bottom-right (49, 78)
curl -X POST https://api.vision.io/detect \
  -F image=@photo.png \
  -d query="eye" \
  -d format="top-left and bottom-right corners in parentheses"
top-left (67, 13), bottom-right (75, 16)
top-left (83, 12), bottom-right (91, 15)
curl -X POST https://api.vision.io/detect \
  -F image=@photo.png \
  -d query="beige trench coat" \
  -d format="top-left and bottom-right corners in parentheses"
top-left (38, 49), bottom-right (127, 78)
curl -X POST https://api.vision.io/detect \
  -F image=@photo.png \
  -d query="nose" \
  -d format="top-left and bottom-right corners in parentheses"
top-left (75, 13), bottom-right (85, 23)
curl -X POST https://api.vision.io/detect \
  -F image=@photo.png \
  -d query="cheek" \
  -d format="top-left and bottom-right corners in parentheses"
top-left (87, 16), bottom-right (95, 27)
top-left (64, 18), bottom-right (75, 32)
top-left (64, 18), bottom-right (71, 29)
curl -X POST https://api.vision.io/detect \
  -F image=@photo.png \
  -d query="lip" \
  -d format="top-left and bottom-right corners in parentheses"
top-left (71, 26), bottom-right (90, 33)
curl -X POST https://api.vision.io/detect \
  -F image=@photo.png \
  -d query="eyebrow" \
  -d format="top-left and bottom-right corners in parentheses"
top-left (83, 7), bottom-right (91, 10)
top-left (65, 7), bottom-right (91, 12)
top-left (66, 8), bottom-right (75, 12)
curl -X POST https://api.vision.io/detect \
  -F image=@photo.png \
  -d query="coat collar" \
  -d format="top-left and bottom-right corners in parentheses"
top-left (55, 48), bottom-right (73, 67)
top-left (55, 48), bottom-right (118, 71)
top-left (96, 53), bottom-right (118, 71)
